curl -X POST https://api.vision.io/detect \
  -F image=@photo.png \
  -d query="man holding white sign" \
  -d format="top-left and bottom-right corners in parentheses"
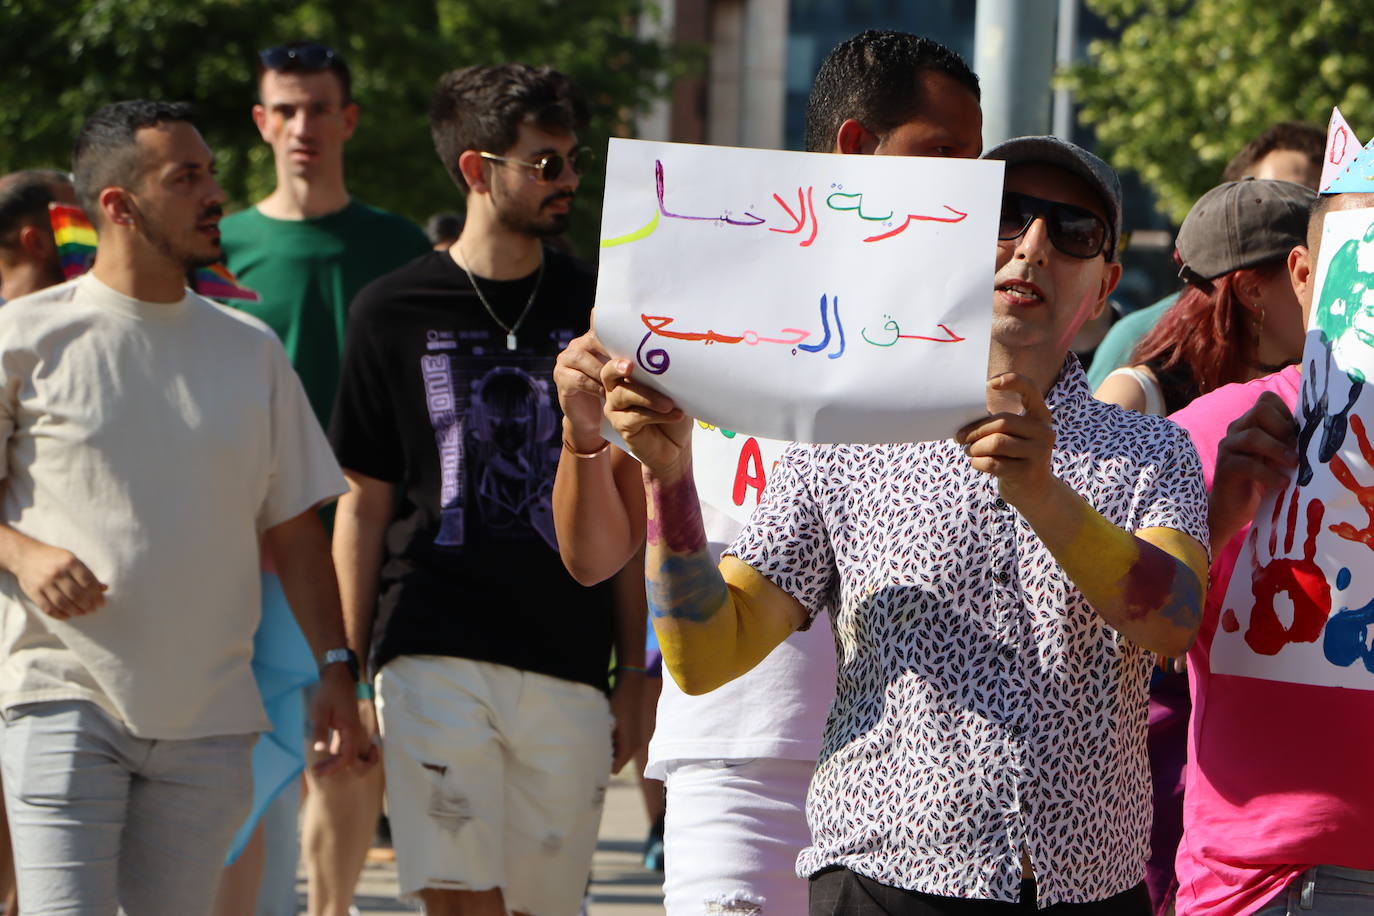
top-left (556, 30), bottom-right (983, 915)
top-left (601, 139), bottom-right (1209, 913)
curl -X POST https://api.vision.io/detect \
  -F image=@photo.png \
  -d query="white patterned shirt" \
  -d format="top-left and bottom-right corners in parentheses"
top-left (725, 359), bottom-right (1209, 906)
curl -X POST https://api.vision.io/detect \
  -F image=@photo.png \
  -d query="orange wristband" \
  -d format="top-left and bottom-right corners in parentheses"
top-left (562, 437), bottom-right (611, 459)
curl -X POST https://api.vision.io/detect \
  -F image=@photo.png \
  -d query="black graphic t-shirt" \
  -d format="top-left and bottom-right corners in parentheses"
top-left (330, 248), bottom-right (613, 690)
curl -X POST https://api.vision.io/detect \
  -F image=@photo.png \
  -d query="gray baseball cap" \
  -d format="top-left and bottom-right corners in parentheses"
top-left (1175, 179), bottom-right (1316, 287)
top-left (984, 135), bottom-right (1123, 259)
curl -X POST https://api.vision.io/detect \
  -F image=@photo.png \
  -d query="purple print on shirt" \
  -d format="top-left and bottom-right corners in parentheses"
top-left (466, 366), bottom-right (558, 550)
top-left (421, 347), bottom-right (466, 546)
top-left (420, 328), bottom-right (563, 551)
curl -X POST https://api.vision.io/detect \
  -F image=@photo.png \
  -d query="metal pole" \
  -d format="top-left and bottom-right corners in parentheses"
top-left (973, 0), bottom-right (1059, 148)
top-left (1053, 0), bottom-right (1080, 139)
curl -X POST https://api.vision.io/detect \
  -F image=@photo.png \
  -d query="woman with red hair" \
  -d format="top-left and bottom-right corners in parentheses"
top-left (1096, 179), bottom-right (1315, 415)
top-left (1093, 178), bottom-right (1316, 916)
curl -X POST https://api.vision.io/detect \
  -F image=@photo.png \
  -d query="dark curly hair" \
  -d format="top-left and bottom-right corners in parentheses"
top-left (1221, 122), bottom-right (1324, 184)
top-left (430, 64), bottom-right (589, 194)
top-left (1132, 261), bottom-right (1288, 406)
top-left (804, 30), bottom-right (979, 154)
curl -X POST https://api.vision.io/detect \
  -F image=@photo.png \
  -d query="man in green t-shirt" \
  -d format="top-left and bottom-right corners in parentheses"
top-left (221, 42), bottom-right (430, 428)
top-left (217, 41), bottom-right (428, 916)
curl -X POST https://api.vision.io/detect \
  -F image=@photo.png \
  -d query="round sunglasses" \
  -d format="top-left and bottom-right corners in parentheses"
top-left (998, 191), bottom-right (1113, 260)
top-left (479, 147), bottom-right (595, 183)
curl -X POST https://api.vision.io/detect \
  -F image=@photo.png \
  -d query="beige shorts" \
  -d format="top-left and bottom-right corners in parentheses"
top-left (376, 655), bottom-right (612, 915)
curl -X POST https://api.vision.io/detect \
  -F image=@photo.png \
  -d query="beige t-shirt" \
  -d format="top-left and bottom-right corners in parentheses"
top-left (0, 274), bottom-right (346, 739)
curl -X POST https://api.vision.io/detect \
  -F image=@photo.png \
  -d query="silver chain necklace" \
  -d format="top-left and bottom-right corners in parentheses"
top-left (456, 242), bottom-right (545, 351)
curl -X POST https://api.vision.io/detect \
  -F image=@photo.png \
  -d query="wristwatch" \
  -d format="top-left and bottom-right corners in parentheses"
top-left (320, 647), bottom-right (360, 682)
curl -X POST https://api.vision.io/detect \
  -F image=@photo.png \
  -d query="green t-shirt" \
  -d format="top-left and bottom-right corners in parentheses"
top-left (220, 200), bottom-right (430, 426)
top-left (1085, 293), bottom-right (1179, 390)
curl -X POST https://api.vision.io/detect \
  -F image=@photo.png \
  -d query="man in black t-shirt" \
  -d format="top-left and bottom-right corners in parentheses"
top-left (329, 64), bottom-right (643, 916)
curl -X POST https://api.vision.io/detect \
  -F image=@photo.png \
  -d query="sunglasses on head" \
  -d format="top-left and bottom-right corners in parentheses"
top-left (259, 43), bottom-right (337, 71)
top-left (479, 147), bottom-right (595, 183)
top-left (998, 190), bottom-right (1113, 260)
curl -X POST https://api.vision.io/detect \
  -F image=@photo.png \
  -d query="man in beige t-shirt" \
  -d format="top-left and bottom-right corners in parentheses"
top-left (0, 100), bottom-right (365, 914)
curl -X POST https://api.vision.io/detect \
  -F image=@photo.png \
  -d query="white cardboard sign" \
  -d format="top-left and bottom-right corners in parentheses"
top-left (594, 139), bottom-right (1002, 444)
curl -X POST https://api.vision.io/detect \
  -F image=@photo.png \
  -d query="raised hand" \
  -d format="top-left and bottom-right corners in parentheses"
top-left (554, 325), bottom-right (613, 450)
top-left (601, 358), bottom-right (690, 479)
top-left (957, 373), bottom-right (1056, 510)
top-left (1211, 391), bottom-right (1298, 554)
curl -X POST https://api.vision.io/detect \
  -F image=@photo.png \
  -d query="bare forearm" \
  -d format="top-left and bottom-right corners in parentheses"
top-left (610, 544), bottom-right (648, 669)
top-left (265, 512), bottom-right (348, 660)
top-left (553, 429), bottom-right (646, 585)
top-left (332, 501), bottom-right (386, 664)
top-left (1014, 478), bottom-right (1204, 656)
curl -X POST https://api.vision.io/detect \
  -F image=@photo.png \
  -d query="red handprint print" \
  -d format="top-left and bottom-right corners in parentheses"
top-left (1328, 414), bottom-right (1374, 548)
top-left (1234, 481), bottom-right (1332, 656)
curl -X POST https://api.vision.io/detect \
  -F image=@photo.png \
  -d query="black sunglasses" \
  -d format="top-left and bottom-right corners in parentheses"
top-left (999, 191), bottom-right (1113, 260)
top-left (479, 147), bottom-right (595, 183)
top-left (259, 43), bottom-right (337, 71)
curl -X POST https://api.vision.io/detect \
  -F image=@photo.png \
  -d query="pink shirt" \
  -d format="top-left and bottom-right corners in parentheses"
top-left (1169, 366), bottom-right (1374, 916)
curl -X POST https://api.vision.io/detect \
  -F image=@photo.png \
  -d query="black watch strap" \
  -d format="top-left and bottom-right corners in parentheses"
top-left (320, 647), bottom-right (360, 682)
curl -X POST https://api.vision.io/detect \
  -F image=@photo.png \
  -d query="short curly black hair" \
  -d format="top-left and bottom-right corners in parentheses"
top-left (429, 64), bottom-right (589, 194)
top-left (0, 170), bottom-right (71, 247)
top-left (804, 30), bottom-right (979, 154)
top-left (1222, 122), bottom-right (1324, 184)
top-left (72, 100), bottom-right (198, 226)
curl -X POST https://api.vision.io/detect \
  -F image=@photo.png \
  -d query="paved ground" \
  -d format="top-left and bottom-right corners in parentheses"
top-left (309, 770), bottom-right (666, 914)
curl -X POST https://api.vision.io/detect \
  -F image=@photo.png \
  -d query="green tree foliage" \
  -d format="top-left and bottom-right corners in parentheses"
top-left (1065, 0), bottom-right (1373, 223)
top-left (0, 0), bottom-right (686, 254)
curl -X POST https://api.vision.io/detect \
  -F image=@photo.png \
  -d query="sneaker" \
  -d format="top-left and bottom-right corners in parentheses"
top-left (642, 813), bottom-right (665, 871)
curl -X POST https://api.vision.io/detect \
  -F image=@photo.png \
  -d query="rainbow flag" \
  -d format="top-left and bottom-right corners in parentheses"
top-left (45, 203), bottom-right (259, 303)
top-left (191, 263), bottom-right (260, 303)
top-left (49, 203), bottom-right (96, 280)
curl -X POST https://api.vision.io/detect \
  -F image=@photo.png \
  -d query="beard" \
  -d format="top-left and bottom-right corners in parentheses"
top-left (134, 203), bottom-right (223, 270)
top-left (490, 178), bottom-right (573, 239)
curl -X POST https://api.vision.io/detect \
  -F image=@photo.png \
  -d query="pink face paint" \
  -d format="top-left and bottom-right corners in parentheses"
top-left (645, 467), bottom-right (708, 555)
top-left (1056, 283), bottom-right (1103, 354)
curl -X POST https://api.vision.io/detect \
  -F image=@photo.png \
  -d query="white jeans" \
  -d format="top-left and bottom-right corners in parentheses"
top-left (0, 700), bottom-right (254, 915)
top-left (662, 757), bottom-right (815, 916)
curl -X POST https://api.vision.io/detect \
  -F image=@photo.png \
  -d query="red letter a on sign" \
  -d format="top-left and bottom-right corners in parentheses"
top-left (733, 437), bottom-right (767, 506)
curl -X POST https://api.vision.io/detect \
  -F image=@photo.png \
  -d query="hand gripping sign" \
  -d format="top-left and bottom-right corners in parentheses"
top-left (593, 139), bottom-right (1003, 445)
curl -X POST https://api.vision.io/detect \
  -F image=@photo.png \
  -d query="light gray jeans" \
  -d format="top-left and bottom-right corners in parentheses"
top-left (0, 700), bottom-right (254, 915)
top-left (1254, 865), bottom-right (1374, 915)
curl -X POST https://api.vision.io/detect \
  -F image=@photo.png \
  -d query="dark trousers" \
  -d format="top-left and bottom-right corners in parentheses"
top-left (810, 868), bottom-right (1151, 915)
